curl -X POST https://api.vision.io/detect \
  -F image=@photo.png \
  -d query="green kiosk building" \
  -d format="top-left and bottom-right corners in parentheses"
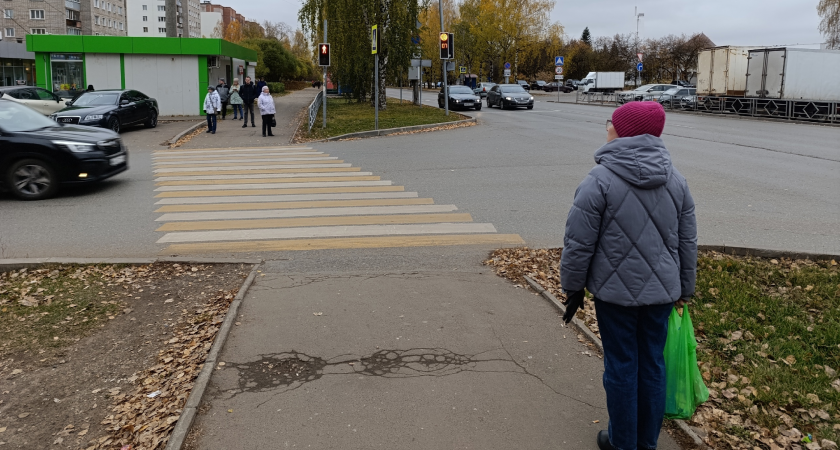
top-left (25, 35), bottom-right (258, 116)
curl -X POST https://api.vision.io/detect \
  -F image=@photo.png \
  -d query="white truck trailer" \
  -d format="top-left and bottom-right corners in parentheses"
top-left (745, 48), bottom-right (840, 101)
top-left (696, 46), bottom-right (755, 96)
top-left (580, 72), bottom-right (625, 93)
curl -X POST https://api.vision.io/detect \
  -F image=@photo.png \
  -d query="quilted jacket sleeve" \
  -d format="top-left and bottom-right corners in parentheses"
top-left (560, 170), bottom-right (607, 293)
top-left (678, 182), bottom-right (697, 299)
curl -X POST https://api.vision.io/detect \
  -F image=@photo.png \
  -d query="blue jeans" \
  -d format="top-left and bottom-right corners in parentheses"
top-left (231, 104), bottom-right (243, 119)
top-left (595, 299), bottom-right (674, 450)
top-left (206, 113), bottom-right (217, 132)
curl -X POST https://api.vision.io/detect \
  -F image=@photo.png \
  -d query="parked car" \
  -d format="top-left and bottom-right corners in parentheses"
top-left (50, 89), bottom-right (159, 133)
top-left (670, 80), bottom-right (695, 88)
top-left (516, 80), bottom-right (531, 91)
top-left (658, 87), bottom-right (697, 106)
top-left (543, 82), bottom-right (573, 93)
top-left (473, 82), bottom-right (496, 98)
top-left (486, 84), bottom-right (534, 109)
top-left (566, 79), bottom-right (581, 90)
top-left (617, 84), bottom-right (677, 103)
top-left (530, 80), bottom-right (547, 90)
top-left (680, 95), bottom-right (698, 109)
top-left (0, 86), bottom-right (66, 115)
top-left (0, 98), bottom-right (127, 200)
top-left (438, 85), bottom-right (482, 110)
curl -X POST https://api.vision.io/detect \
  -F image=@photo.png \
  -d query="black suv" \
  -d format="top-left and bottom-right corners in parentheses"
top-left (0, 99), bottom-right (127, 200)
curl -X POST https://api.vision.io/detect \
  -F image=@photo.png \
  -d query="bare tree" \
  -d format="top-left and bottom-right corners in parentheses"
top-left (818, 0), bottom-right (840, 49)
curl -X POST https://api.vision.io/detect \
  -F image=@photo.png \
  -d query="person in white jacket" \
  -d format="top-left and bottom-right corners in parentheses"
top-left (257, 86), bottom-right (276, 137)
top-left (203, 86), bottom-right (221, 134)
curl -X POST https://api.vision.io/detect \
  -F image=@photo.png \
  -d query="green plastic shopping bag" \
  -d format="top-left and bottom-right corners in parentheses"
top-left (663, 305), bottom-right (709, 420)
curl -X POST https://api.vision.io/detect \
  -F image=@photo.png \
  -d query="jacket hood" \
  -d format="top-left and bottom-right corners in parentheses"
top-left (594, 134), bottom-right (672, 189)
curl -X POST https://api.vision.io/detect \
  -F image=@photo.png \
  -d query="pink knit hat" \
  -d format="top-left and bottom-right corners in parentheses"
top-left (611, 102), bottom-right (666, 138)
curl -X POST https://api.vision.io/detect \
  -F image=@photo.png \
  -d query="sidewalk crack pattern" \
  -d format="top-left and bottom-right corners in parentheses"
top-left (223, 347), bottom-right (603, 410)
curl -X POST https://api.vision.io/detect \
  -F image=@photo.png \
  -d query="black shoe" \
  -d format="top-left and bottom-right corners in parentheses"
top-left (251, 124), bottom-right (255, 127)
top-left (242, 124), bottom-right (247, 128)
top-left (262, 134), bottom-right (266, 137)
top-left (597, 430), bottom-right (613, 450)
top-left (268, 133), bottom-right (274, 136)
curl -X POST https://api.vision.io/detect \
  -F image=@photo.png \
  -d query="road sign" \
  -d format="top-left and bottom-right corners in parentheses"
top-left (318, 43), bottom-right (330, 66)
top-left (459, 66), bottom-right (466, 74)
top-left (637, 52), bottom-right (644, 62)
top-left (503, 69), bottom-right (511, 77)
top-left (504, 62), bottom-right (511, 70)
top-left (637, 62), bottom-right (643, 72)
top-left (555, 56), bottom-right (564, 66)
top-left (371, 25), bottom-right (378, 55)
top-left (411, 36), bottom-right (420, 45)
top-left (555, 66), bottom-right (563, 75)
top-left (555, 75), bottom-right (563, 80)
top-left (411, 59), bottom-right (432, 67)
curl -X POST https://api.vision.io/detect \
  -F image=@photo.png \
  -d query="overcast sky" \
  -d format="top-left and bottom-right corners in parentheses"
top-left (239, 0), bottom-right (825, 49)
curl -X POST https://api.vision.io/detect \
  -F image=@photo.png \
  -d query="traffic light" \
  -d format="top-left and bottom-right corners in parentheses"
top-left (439, 32), bottom-right (450, 60)
top-left (318, 43), bottom-right (330, 66)
top-left (447, 33), bottom-right (454, 59)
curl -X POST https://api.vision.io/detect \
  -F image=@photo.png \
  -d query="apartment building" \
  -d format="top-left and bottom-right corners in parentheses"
top-left (198, 1), bottom-right (241, 36)
top-left (0, 0), bottom-right (126, 39)
top-left (125, 0), bottom-right (200, 38)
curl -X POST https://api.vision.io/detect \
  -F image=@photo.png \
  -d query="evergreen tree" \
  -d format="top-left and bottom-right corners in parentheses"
top-left (581, 27), bottom-right (592, 46)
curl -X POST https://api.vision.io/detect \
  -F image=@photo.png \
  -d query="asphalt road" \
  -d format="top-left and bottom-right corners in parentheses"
top-left (0, 89), bottom-right (837, 258)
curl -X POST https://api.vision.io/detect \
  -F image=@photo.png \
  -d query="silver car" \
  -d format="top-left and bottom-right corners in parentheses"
top-left (617, 84), bottom-right (677, 103)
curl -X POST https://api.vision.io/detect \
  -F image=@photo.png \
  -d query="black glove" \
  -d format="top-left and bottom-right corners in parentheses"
top-left (562, 290), bottom-right (585, 324)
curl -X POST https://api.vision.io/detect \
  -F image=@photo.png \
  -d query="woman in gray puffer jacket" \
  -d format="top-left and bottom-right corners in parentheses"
top-left (560, 101), bottom-right (697, 450)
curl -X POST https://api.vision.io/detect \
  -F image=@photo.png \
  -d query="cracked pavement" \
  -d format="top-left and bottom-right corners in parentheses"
top-left (192, 251), bottom-right (682, 449)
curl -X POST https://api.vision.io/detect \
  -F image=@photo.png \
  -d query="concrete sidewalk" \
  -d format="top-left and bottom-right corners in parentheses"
top-left (191, 252), bottom-right (683, 449)
top-left (177, 88), bottom-right (318, 149)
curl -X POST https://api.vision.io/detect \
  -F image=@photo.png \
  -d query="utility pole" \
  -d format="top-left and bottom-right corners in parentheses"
top-left (439, 0), bottom-right (448, 116)
top-left (322, 17), bottom-right (327, 128)
top-left (635, 7), bottom-right (644, 87)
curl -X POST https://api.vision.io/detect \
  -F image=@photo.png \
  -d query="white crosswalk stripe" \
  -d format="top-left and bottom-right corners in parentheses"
top-left (151, 145), bottom-right (522, 254)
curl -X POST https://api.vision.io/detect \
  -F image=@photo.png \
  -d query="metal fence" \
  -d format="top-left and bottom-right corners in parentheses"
top-left (575, 92), bottom-right (840, 125)
top-left (308, 90), bottom-right (324, 131)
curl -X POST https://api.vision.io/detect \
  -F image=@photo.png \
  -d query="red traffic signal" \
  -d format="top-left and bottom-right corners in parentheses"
top-left (318, 43), bottom-right (330, 66)
top-left (439, 32), bottom-right (454, 60)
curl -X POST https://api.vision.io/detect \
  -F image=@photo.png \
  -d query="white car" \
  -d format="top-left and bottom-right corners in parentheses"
top-left (617, 84), bottom-right (677, 104)
top-left (0, 86), bottom-right (67, 115)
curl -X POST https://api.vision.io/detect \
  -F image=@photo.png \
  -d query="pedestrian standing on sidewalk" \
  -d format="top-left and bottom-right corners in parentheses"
top-left (559, 101), bottom-right (697, 450)
top-left (256, 77), bottom-right (267, 93)
top-left (229, 78), bottom-right (243, 120)
top-left (240, 76), bottom-right (257, 128)
top-left (203, 86), bottom-right (221, 134)
top-left (216, 78), bottom-right (230, 120)
top-left (257, 85), bottom-right (276, 137)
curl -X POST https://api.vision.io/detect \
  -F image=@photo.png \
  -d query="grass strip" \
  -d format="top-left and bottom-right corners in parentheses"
top-left (303, 97), bottom-right (465, 140)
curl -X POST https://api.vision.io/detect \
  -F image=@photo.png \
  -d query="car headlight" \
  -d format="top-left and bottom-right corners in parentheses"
top-left (52, 140), bottom-right (96, 153)
top-left (505, 97), bottom-right (512, 100)
top-left (529, 97), bottom-right (534, 101)
top-left (454, 99), bottom-right (461, 103)
top-left (83, 114), bottom-right (104, 121)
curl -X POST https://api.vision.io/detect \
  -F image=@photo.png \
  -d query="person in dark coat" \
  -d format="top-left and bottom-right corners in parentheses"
top-left (215, 78), bottom-right (230, 120)
top-left (256, 77), bottom-right (267, 93)
top-left (560, 101), bottom-right (697, 450)
top-left (239, 76), bottom-right (258, 128)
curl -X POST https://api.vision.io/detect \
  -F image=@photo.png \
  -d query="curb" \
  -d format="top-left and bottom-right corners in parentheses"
top-left (167, 121), bottom-right (206, 146)
top-left (522, 275), bottom-right (709, 449)
top-left (164, 262), bottom-right (262, 450)
top-left (313, 117), bottom-right (476, 142)
top-left (0, 257), bottom-right (263, 271)
top-left (696, 244), bottom-right (839, 261)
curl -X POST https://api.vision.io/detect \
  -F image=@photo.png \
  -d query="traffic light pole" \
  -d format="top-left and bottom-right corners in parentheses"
top-left (322, 18), bottom-right (327, 129)
top-left (439, 0), bottom-right (448, 116)
top-left (374, 53), bottom-right (379, 130)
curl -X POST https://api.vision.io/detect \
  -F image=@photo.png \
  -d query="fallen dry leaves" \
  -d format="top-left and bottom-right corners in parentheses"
top-left (84, 288), bottom-right (237, 450)
top-left (169, 123), bottom-right (206, 149)
top-left (484, 248), bottom-right (840, 450)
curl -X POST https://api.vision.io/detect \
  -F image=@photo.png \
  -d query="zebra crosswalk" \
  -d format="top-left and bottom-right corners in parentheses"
top-left (152, 145), bottom-right (523, 254)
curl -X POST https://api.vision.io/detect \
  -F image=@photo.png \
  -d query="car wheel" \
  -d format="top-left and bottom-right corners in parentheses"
top-left (486, 98), bottom-right (493, 108)
top-left (145, 111), bottom-right (158, 128)
top-left (108, 117), bottom-right (121, 133)
top-left (527, 105), bottom-right (534, 110)
top-left (475, 103), bottom-right (482, 111)
top-left (6, 158), bottom-right (59, 200)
